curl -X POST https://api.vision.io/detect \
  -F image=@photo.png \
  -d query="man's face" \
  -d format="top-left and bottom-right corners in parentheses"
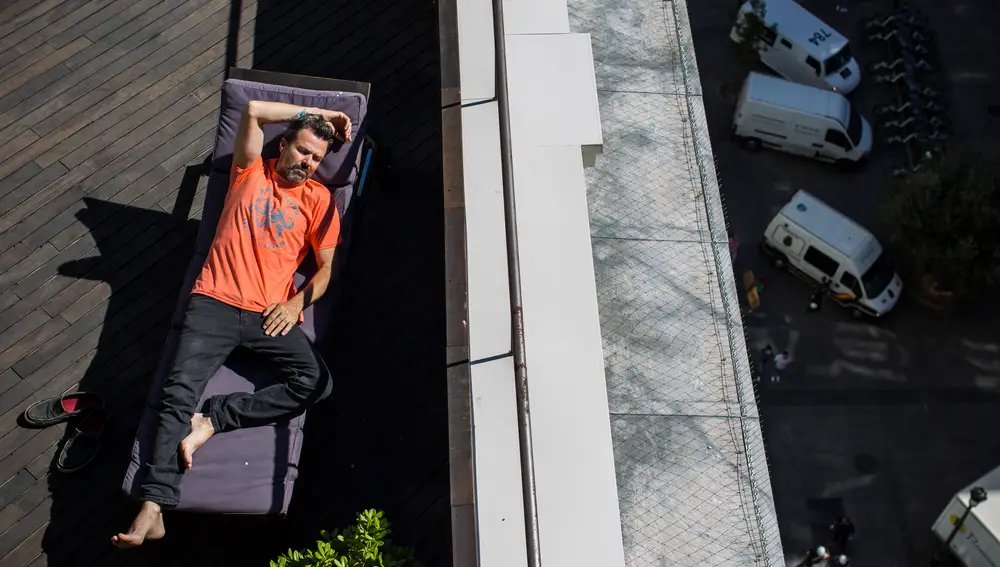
top-left (276, 129), bottom-right (328, 184)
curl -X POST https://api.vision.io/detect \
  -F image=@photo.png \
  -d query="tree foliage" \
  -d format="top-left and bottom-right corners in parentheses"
top-left (732, 0), bottom-right (777, 63)
top-left (883, 154), bottom-right (1000, 301)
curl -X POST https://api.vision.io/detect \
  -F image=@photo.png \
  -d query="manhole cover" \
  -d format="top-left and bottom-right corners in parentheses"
top-left (855, 453), bottom-right (880, 474)
top-left (990, 105), bottom-right (1000, 117)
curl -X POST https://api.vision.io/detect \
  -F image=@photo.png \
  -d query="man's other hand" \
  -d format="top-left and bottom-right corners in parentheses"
top-left (262, 298), bottom-right (304, 337)
top-left (322, 111), bottom-right (352, 142)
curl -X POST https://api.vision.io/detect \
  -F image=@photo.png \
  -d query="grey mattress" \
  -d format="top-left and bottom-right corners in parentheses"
top-left (121, 76), bottom-right (368, 515)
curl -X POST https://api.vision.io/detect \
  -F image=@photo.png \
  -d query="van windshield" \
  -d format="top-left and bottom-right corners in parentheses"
top-left (846, 106), bottom-right (863, 146)
top-left (824, 44), bottom-right (852, 75)
top-left (861, 253), bottom-right (894, 298)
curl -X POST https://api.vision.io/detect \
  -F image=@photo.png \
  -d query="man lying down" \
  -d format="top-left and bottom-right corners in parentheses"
top-left (112, 101), bottom-right (352, 548)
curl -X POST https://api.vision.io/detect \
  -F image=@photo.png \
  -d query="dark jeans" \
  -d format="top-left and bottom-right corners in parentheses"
top-left (139, 293), bottom-right (332, 506)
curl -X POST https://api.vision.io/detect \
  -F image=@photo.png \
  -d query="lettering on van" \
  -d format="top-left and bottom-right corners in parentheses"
top-left (808, 29), bottom-right (833, 46)
top-left (793, 123), bottom-right (820, 135)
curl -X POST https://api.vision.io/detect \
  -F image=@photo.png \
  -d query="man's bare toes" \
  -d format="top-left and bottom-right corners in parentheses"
top-left (113, 533), bottom-right (144, 549)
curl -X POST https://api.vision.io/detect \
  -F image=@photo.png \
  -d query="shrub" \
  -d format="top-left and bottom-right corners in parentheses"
top-left (883, 153), bottom-right (1000, 302)
top-left (271, 509), bottom-right (423, 567)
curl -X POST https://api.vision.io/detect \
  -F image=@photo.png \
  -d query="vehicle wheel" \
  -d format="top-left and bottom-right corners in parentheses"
top-left (743, 137), bottom-right (762, 151)
top-left (850, 307), bottom-right (865, 319)
top-left (771, 255), bottom-right (786, 270)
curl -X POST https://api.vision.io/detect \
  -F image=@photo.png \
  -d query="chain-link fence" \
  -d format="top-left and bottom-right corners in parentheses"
top-left (567, 0), bottom-right (783, 565)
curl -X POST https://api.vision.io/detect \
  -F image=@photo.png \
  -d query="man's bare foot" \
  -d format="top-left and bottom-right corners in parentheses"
top-left (180, 413), bottom-right (216, 470)
top-left (112, 501), bottom-right (165, 548)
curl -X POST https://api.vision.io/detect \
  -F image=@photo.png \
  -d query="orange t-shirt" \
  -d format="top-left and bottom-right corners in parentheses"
top-left (191, 157), bottom-right (341, 312)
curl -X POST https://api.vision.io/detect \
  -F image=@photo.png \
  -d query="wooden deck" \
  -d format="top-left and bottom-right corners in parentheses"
top-left (0, 0), bottom-right (450, 565)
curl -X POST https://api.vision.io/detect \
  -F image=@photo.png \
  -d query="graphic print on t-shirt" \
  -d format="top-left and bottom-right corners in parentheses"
top-left (242, 186), bottom-right (303, 249)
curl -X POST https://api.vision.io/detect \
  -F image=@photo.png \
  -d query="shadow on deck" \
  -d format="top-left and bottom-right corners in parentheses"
top-left (0, 0), bottom-right (448, 565)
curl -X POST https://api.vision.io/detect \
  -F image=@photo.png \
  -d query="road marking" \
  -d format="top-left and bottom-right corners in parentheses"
top-left (806, 360), bottom-right (907, 382)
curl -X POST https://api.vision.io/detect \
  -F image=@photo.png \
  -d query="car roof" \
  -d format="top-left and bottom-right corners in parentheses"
top-left (745, 72), bottom-right (849, 126)
top-left (748, 0), bottom-right (849, 60)
top-left (780, 190), bottom-right (881, 269)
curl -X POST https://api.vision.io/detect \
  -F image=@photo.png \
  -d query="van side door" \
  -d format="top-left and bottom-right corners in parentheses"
top-left (814, 127), bottom-right (852, 161)
top-left (802, 245), bottom-right (840, 283)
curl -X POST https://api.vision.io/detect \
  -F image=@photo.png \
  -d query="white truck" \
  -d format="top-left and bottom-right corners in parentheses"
top-left (732, 72), bottom-right (872, 167)
top-left (730, 0), bottom-right (861, 94)
top-left (932, 466), bottom-right (1000, 567)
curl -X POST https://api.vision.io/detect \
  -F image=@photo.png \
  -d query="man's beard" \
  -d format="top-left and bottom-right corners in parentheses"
top-left (283, 165), bottom-right (308, 183)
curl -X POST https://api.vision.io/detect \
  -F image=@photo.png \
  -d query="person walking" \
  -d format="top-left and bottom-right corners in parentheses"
top-left (772, 350), bottom-right (793, 383)
top-left (795, 545), bottom-right (829, 567)
top-left (830, 514), bottom-right (855, 552)
top-left (757, 345), bottom-right (774, 383)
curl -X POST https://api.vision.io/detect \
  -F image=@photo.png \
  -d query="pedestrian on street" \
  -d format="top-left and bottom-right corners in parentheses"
top-left (809, 279), bottom-right (831, 312)
top-left (795, 545), bottom-right (829, 567)
top-left (772, 350), bottom-right (793, 383)
top-left (830, 514), bottom-right (855, 552)
top-left (757, 345), bottom-right (774, 382)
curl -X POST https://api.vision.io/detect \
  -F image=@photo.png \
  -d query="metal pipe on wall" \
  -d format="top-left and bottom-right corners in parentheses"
top-left (489, 0), bottom-right (543, 564)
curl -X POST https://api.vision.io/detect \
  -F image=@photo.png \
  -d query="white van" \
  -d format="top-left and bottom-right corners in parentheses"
top-left (731, 0), bottom-right (861, 94)
top-left (732, 72), bottom-right (872, 166)
top-left (760, 190), bottom-right (903, 317)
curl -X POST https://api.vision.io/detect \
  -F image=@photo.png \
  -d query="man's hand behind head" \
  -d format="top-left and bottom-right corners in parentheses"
top-left (322, 111), bottom-right (352, 142)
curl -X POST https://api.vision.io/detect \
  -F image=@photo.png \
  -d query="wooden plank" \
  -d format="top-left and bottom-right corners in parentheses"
top-left (0, 246), bottom-right (59, 292)
top-left (0, 0), bottom-right (95, 70)
top-left (0, 317), bottom-right (68, 375)
top-left (0, 0), bottom-right (111, 67)
top-left (0, 101), bottom-right (217, 257)
top-left (0, 472), bottom-right (34, 512)
top-left (0, 37), bottom-right (92, 100)
top-left (62, 0), bottom-right (217, 71)
top-left (23, 443), bottom-right (55, 480)
top-left (0, 162), bottom-right (67, 220)
top-left (0, 0), bottom-right (50, 34)
top-left (0, 246), bottom-right (34, 283)
top-left (0, 427), bottom-right (63, 491)
top-left (55, 224), bottom-right (197, 324)
top-left (0, 0), bottom-right (71, 41)
top-left (13, 225), bottom-right (163, 376)
top-left (0, 372), bottom-right (19, 399)
top-left (31, 4), bottom-right (232, 137)
top-left (0, 476), bottom-right (49, 541)
top-left (0, 383), bottom-right (38, 428)
top-left (0, 0), bottom-right (217, 131)
top-left (21, 284), bottom-right (179, 392)
top-left (85, 0), bottom-right (168, 42)
top-left (44, 0), bottom-right (132, 51)
top-left (54, 53), bottom-right (226, 170)
top-left (21, 112), bottom-right (217, 252)
top-left (39, 47), bottom-right (225, 170)
top-left (36, 224), bottom-right (166, 326)
top-left (0, 295), bottom-right (17, 316)
top-left (0, 313), bottom-right (51, 366)
top-left (0, 157), bottom-right (41, 202)
top-left (0, 521), bottom-right (45, 567)
top-left (0, 500), bottom-right (49, 563)
top-left (48, 129), bottom-right (216, 251)
top-left (3, 239), bottom-right (100, 321)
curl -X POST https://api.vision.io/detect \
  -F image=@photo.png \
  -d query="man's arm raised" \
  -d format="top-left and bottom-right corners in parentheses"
top-left (233, 101), bottom-right (353, 168)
